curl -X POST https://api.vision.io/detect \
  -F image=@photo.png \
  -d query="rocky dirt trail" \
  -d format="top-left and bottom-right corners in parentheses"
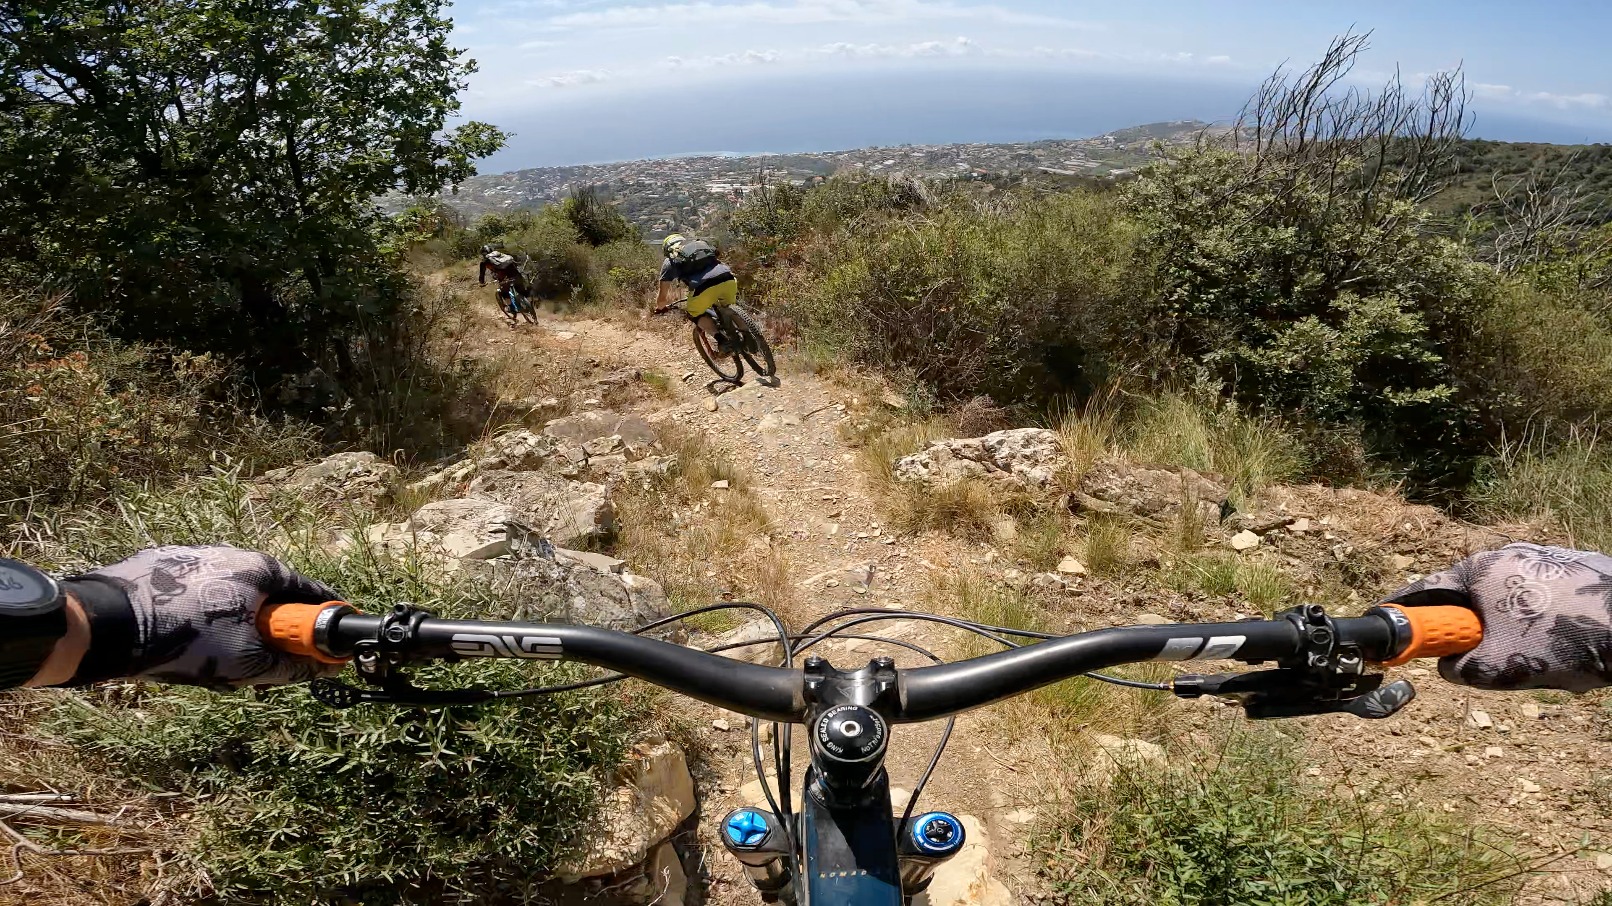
top-left (483, 304), bottom-right (1031, 905)
top-left (456, 290), bottom-right (1612, 904)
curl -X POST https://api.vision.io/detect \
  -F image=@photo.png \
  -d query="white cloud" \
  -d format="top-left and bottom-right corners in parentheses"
top-left (820, 36), bottom-right (976, 59)
top-left (1205, 54), bottom-right (1232, 65)
top-left (519, 39), bottom-right (560, 50)
top-left (1475, 81), bottom-right (1609, 111)
top-left (543, 0), bottom-right (1092, 31)
top-left (528, 68), bottom-right (615, 88)
top-left (666, 49), bottom-right (783, 68)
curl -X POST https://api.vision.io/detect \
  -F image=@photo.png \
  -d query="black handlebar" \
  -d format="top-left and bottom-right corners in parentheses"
top-left (319, 609), bottom-right (1398, 723)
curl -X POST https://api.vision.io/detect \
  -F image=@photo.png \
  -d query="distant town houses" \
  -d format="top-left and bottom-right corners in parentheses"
top-left (413, 120), bottom-right (1211, 232)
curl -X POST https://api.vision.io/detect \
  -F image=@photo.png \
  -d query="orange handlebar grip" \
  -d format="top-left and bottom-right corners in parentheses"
top-left (1377, 604), bottom-right (1483, 667)
top-left (258, 601), bottom-right (351, 664)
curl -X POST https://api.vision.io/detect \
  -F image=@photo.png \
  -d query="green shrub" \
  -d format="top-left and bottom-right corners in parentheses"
top-left (591, 239), bottom-right (661, 306)
top-left (26, 472), bottom-right (654, 905)
top-left (1464, 280), bottom-right (1612, 432)
top-left (1038, 730), bottom-right (1529, 906)
top-left (779, 190), bottom-right (1144, 404)
top-left (799, 173), bottom-right (934, 232)
top-left (562, 186), bottom-right (639, 246)
top-left (0, 287), bottom-right (312, 514)
top-left (500, 206), bottom-right (596, 300)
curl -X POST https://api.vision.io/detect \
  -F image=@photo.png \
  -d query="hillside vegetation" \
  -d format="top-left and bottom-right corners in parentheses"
top-left (707, 34), bottom-right (1612, 545)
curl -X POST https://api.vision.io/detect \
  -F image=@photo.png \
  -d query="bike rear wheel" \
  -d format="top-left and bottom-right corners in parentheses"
top-left (728, 306), bottom-right (776, 378)
top-left (694, 323), bottom-right (744, 383)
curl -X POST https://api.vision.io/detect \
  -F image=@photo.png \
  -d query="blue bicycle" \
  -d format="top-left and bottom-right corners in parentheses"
top-left (261, 595), bottom-right (1477, 904)
top-left (496, 277), bottom-right (538, 326)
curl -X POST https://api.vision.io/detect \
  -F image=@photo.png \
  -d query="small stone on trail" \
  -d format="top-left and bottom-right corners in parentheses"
top-left (1003, 808), bottom-right (1037, 825)
top-left (1408, 668), bottom-right (1430, 677)
top-left (1521, 701), bottom-right (1543, 719)
top-left (1467, 710), bottom-right (1494, 730)
top-left (1229, 530), bottom-right (1261, 551)
top-left (1289, 518), bottom-right (1311, 533)
top-left (712, 719), bottom-right (732, 732)
top-left (704, 397), bottom-right (718, 412)
top-left (1484, 746), bottom-right (1505, 759)
top-left (1134, 613), bottom-right (1170, 625)
top-left (1595, 852), bottom-right (1612, 871)
top-left (1389, 553), bottom-right (1415, 571)
top-left (1056, 556), bottom-right (1086, 575)
top-left (711, 479), bottom-right (730, 489)
top-left (1517, 778), bottom-right (1541, 794)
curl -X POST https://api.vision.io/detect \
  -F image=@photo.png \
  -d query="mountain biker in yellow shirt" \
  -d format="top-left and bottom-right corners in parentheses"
top-left (654, 233), bottom-right (739, 352)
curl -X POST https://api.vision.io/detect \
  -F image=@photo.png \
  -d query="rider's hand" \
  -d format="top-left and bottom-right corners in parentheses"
top-left (67, 546), bottom-right (344, 688)
top-left (1385, 542), bottom-right (1612, 691)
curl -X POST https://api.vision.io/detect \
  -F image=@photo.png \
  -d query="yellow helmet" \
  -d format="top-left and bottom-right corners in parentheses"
top-left (662, 233), bottom-right (686, 256)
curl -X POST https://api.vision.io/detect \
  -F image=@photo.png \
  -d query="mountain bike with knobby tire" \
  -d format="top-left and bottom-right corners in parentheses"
top-left (654, 298), bottom-right (776, 384)
top-left (498, 280), bottom-right (538, 326)
top-left (260, 592), bottom-right (1480, 905)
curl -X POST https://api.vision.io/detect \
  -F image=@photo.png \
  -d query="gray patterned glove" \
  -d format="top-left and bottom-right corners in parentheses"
top-left (71, 546), bottom-right (343, 687)
top-left (1385, 543), bottom-right (1612, 691)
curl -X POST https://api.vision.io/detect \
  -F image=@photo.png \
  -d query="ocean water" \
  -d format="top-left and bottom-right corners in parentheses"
top-left (475, 67), bottom-right (1611, 171)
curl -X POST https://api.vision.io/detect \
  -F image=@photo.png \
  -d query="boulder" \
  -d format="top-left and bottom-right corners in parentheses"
top-left (467, 470), bottom-right (615, 547)
top-left (554, 547), bottom-right (626, 575)
top-left (473, 553), bottom-right (671, 630)
top-left (715, 617), bottom-right (789, 666)
top-left (618, 842), bottom-right (686, 906)
top-left (544, 409), bottom-right (657, 451)
top-left (262, 451), bottom-right (400, 504)
top-left (895, 428), bottom-right (1066, 490)
top-left (557, 739), bottom-right (696, 882)
top-left (1075, 462), bottom-right (1227, 524)
top-left (368, 498), bottom-right (535, 561)
top-left (475, 429), bottom-right (560, 472)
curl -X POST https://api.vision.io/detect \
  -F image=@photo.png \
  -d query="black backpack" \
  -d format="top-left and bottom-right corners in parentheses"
top-left (672, 239), bottom-right (718, 270)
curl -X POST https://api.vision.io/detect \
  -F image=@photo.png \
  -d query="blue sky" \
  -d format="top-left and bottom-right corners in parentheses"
top-left (446, 0), bottom-right (1612, 168)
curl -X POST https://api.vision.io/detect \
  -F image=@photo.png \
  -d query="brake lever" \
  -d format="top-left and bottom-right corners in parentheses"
top-left (1173, 669), bottom-right (1417, 720)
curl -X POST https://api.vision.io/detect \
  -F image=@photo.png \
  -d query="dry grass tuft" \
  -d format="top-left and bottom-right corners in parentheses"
top-left (613, 428), bottom-right (794, 629)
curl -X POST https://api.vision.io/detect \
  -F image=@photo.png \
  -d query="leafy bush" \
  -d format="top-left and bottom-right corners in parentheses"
top-left (590, 239), bottom-right (662, 307)
top-left (1125, 145), bottom-right (1486, 480)
top-left (778, 190), bottom-right (1143, 404)
top-left (728, 182), bottom-right (807, 258)
top-left (28, 472), bottom-right (653, 905)
top-left (499, 207), bottom-right (596, 299)
top-left (562, 187), bottom-right (639, 246)
top-left (1037, 730), bottom-right (1528, 906)
top-left (0, 287), bottom-right (311, 513)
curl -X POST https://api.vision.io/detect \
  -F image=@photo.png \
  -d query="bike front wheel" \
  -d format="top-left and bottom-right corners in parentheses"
top-left (729, 306), bottom-right (776, 378)
top-left (694, 323), bottom-right (744, 383)
top-left (517, 292), bottom-right (539, 324)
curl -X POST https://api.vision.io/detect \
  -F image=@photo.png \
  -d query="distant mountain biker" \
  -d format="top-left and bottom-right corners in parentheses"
top-left (8, 542), bottom-right (1612, 691)
top-left (654, 233), bottom-right (740, 352)
top-left (477, 244), bottom-right (528, 316)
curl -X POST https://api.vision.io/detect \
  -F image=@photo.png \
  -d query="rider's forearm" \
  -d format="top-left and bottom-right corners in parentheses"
top-left (23, 594), bottom-right (88, 686)
top-left (656, 281), bottom-right (672, 307)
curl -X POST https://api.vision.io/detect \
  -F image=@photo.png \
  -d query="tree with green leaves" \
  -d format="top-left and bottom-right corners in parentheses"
top-left (0, 0), bottom-right (504, 374)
